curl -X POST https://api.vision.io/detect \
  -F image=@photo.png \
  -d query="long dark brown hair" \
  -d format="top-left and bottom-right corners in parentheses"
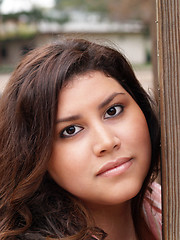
top-left (0, 39), bottom-right (160, 240)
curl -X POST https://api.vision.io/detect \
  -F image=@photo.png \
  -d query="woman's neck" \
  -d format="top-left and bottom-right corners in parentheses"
top-left (86, 200), bottom-right (138, 240)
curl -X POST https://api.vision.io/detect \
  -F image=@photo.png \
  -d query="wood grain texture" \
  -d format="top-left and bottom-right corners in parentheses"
top-left (157, 0), bottom-right (180, 239)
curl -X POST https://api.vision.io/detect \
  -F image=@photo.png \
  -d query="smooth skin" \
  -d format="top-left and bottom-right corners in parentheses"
top-left (48, 71), bottom-right (152, 240)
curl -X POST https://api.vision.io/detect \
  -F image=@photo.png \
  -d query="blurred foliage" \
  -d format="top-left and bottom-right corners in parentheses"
top-left (2, 8), bottom-right (44, 22)
top-left (1, 8), bottom-right (69, 24)
top-left (54, 0), bottom-right (153, 24)
top-left (0, 0), bottom-right (153, 26)
top-left (0, 0), bottom-right (154, 41)
top-left (0, 1), bottom-right (69, 40)
top-left (55, 0), bottom-right (109, 14)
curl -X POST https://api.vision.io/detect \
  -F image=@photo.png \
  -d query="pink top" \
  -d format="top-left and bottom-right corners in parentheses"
top-left (143, 182), bottom-right (162, 240)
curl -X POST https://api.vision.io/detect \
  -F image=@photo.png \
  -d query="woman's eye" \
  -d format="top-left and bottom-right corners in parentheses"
top-left (60, 125), bottom-right (83, 138)
top-left (104, 105), bottom-right (124, 119)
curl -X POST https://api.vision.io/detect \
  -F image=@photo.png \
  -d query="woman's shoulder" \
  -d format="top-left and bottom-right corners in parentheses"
top-left (143, 182), bottom-right (162, 240)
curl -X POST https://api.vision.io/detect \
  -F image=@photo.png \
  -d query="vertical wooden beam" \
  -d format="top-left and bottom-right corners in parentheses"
top-left (157, 0), bottom-right (180, 239)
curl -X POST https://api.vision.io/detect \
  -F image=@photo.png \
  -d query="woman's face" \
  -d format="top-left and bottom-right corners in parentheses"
top-left (48, 71), bottom-right (151, 207)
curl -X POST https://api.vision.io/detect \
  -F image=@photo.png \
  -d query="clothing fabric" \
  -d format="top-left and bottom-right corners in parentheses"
top-left (143, 182), bottom-right (162, 240)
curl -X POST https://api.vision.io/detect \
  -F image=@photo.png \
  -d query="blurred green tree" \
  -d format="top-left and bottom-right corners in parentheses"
top-left (55, 0), bottom-right (108, 14)
top-left (2, 8), bottom-right (44, 22)
top-left (54, 0), bottom-right (153, 24)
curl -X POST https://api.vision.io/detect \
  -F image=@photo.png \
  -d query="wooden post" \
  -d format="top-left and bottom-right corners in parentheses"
top-left (156, 0), bottom-right (180, 239)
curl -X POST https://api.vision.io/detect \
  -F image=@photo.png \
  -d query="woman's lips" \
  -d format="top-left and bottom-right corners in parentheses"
top-left (96, 157), bottom-right (133, 177)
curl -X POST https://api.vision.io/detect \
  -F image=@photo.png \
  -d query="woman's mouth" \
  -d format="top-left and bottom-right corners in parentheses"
top-left (96, 157), bottom-right (133, 177)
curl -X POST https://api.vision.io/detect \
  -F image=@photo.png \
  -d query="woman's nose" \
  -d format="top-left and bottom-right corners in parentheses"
top-left (92, 124), bottom-right (120, 157)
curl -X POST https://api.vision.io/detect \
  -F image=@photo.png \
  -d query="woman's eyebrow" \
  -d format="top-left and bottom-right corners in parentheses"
top-left (98, 92), bottom-right (125, 109)
top-left (56, 115), bottom-right (81, 124)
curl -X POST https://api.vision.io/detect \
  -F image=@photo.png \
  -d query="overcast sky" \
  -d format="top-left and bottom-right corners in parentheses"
top-left (1, 0), bottom-right (55, 13)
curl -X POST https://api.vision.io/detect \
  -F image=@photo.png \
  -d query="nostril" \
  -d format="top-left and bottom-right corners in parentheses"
top-left (99, 144), bottom-right (119, 155)
top-left (100, 149), bottom-right (106, 154)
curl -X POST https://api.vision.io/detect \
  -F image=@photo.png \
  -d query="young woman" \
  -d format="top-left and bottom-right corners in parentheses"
top-left (0, 39), bottom-right (161, 240)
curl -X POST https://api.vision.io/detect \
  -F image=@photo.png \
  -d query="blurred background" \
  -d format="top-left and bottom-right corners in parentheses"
top-left (0, 0), bottom-right (158, 94)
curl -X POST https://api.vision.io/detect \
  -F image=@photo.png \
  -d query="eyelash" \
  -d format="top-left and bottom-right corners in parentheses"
top-left (60, 125), bottom-right (83, 138)
top-left (60, 104), bottom-right (124, 138)
top-left (104, 104), bottom-right (124, 119)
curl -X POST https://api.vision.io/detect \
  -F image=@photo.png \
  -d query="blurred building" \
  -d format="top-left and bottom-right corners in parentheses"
top-left (0, 12), bottom-right (151, 66)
